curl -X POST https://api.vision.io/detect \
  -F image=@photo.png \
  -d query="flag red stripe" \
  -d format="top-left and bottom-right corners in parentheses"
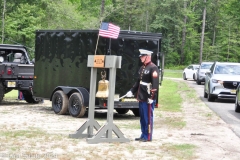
top-left (99, 23), bottom-right (120, 39)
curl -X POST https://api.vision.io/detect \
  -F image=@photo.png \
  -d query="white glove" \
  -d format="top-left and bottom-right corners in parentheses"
top-left (126, 91), bottom-right (133, 97)
top-left (148, 98), bottom-right (153, 104)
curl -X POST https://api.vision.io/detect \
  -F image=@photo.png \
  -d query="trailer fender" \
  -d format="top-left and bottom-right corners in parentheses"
top-left (50, 86), bottom-right (89, 106)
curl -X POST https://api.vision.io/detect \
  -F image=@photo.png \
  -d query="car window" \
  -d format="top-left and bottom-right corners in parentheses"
top-left (214, 64), bottom-right (240, 75)
top-left (188, 66), bottom-right (193, 69)
top-left (201, 63), bottom-right (212, 69)
top-left (193, 66), bottom-right (199, 70)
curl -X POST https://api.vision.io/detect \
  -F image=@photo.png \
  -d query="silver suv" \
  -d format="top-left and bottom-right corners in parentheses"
top-left (204, 62), bottom-right (240, 102)
top-left (196, 62), bottom-right (213, 85)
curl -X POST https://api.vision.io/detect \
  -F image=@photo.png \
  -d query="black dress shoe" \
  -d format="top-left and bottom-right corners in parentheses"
top-left (135, 137), bottom-right (142, 141)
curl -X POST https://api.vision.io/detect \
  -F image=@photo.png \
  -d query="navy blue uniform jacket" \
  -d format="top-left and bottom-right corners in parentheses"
top-left (130, 62), bottom-right (159, 102)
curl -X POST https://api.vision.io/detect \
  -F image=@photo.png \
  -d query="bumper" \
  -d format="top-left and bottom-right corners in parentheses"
top-left (198, 75), bottom-right (206, 82)
top-left (211, 84), bottom-right (236, 99)
top-left (4, 80), bottom-right (33, 90)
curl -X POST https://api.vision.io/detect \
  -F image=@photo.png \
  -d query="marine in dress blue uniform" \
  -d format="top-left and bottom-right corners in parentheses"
top-left (126, 49), bottom-right (159, 142)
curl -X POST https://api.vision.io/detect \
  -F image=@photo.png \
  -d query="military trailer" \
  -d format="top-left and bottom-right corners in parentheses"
top-left (33, 30), bottom-right (162, 117)
top-left (0, 44), bottom-right (41, 103)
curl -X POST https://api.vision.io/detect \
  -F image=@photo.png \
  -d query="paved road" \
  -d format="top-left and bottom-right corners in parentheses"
top-left (185, 79), bottom-right (240, 138)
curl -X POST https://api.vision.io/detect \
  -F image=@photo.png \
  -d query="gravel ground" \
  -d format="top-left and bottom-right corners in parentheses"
top-left (1, 80), bottom-right (240, 160)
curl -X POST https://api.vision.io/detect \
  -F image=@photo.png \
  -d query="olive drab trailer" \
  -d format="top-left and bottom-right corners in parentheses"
top-left (33, 30), bottom-right (162, 118)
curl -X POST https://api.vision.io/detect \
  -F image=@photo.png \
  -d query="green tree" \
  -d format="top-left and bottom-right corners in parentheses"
top-left (4, 3), bottom-right (44, 51)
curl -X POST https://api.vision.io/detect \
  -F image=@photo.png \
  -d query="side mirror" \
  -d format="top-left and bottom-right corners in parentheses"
top-left (205, 70), bottom-right (211, 75)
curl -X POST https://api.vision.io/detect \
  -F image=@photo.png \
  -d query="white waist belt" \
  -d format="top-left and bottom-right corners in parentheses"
top-left (140, 81), bottom-right (150, 86)
top-left (140, 81), bottom-right (152, 94)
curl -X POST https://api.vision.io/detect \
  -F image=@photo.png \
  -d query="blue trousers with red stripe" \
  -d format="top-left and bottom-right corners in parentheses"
top-left (139, 101), bottom-right (155, 141)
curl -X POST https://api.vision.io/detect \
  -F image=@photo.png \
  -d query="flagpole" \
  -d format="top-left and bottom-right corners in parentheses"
top-left (95, 19), bottom-right (103, 55)
top-left (94, 32), bottom-right (100, 55)
top-left (108, 38), bottom-right (111, 55)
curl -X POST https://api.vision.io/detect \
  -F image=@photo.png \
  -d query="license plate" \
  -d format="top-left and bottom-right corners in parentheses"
top-left (231, 90), bottom-right (236, 94)
top-left (7, 82), bottom-right (16, 87)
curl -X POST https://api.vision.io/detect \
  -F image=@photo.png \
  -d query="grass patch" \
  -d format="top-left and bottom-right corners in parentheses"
top-left (158, 79), bottom-right (182, 112)
top-left (120, 122), bottom-right (140, 129)
top-left (0, 128), bottom-right (47, 138)
top-left (4, 90), bottom-right (18, 99)
top-left (164, 117), bottom-right (186, 128)
top-left (157, 74), bottom-right (195, 129)
top-left (163, 69), bottom-right (182, 78)
top-left (0, 111), bottom-right (11, 114)
top-left (162, 143), bottom-right (196, 160)
top-left (165, 65), bottom-right (187, 70)
top-left (126, 145), bottom-right (135, 153)
top-left (205, 113), bottom-right (213, 119)
top-left (178, 80), bottom-right (200, 103)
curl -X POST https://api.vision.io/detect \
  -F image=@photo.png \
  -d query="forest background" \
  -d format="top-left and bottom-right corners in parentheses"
top-left (0, 0), bottom-right (240, 68)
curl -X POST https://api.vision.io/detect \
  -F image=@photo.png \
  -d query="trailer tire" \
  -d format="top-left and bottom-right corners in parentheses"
top-left (116, 109), bottom-right (129, 114)
top-left (68, 92), bottom-right (86, 118)
top-left (131, 108), bottom-right (140, 117)
top-left (52, 90), bottom-right (68, 115)
top-left (0, 83), bottom-right (4, 103)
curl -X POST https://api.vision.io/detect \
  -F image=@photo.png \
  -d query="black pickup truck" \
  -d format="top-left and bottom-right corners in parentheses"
top-left (0, 44), bottom-right (41, 103)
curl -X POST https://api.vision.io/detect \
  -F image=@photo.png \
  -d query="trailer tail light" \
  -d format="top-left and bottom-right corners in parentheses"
top-left (103, 102), bottom-right (107, 107)
top-left (7, 69), bottom-right (12, 75)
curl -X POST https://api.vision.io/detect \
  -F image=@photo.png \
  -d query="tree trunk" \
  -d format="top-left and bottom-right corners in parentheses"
top-left (100, 0), bottom-right (105, 21)
top-left (1, 0), bottom-right (6, 44)
top-left (227, 25), bottom-right (230, 62)
top-left (145, 0), bottom-right (149, 32)
top-left (180, 1), bottom-right (187, 64)
top-left (200, 0), bottom-right (206, 64)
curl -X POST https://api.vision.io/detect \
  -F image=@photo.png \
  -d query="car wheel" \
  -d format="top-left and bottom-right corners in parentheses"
top-left (0, 83), bottom-right (4, 103)
top-left (193, 74), bottom-right (196, 81)
top-left (235, 94), bottom-right (240, 113)
top-left (196, 78), bottom-right (201, 85)
top-left (183, 73), bottom-right (187, 80)
top-left (204, 88), bottom-right (208, 98)
top-left (207, 86), bottom-right (215, 102)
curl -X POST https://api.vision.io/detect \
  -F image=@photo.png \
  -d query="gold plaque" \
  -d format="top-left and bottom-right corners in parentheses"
top-left (93, 55), bottom-right (105, 68)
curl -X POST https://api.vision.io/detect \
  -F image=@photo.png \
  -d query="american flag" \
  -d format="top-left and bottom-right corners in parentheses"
top-left (99, 22), bottom-right (120, 39)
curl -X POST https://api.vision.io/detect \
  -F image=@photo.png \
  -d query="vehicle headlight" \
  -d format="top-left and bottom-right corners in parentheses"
top-left (212, 79), bottom-right (223, 84)
top-left (212, 79), bottom-right (218, 83)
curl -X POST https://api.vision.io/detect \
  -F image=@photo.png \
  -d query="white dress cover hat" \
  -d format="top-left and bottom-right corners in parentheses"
top-left (139, 49), bottom-right (153, 57)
